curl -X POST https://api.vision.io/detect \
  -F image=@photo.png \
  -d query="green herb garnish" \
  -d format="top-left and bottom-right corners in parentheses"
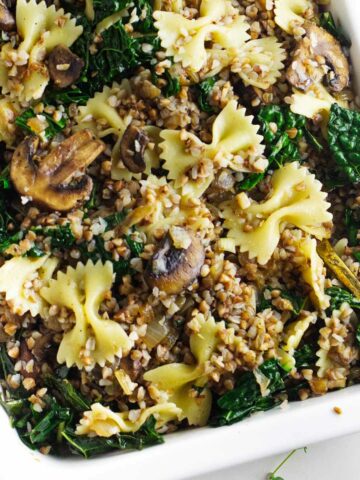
top-left (258, 287), bottom-right (306, 316)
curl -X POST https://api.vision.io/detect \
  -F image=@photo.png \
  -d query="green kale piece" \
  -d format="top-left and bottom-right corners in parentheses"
top-left (45, 87), bottom-right (90, 106)
top-left (45, 375), bottom-right (91, 412)
top-left (210, 359), bottom-right (285, 426)
top-left (195, 76), bottom-right (217, 113)
top-left (62, 415), bottom-right (164, 458)
top-left (344, 207), bottom-right (360, 247)
top-left (15, 108), bottom-right (67, 140)
top-left (328, 103), bottom-right (360, 183)
top-left (163, 71), bottom-right (181, 97)
top-left (237, 105), bottom-right (307, 191)
top-left (293, 344), bottom-right (317, 368)
top-left (125, 235), bottom-right (144, 256)
top-left (326, 286), bottom-right (360, 310)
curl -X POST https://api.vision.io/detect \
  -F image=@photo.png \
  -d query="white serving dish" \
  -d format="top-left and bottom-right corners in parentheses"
top-left (1, 1), bottom-right (360, 479)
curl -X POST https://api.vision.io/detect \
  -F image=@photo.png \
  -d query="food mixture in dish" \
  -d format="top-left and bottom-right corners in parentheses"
top-left (0, 0), bottom-right (360, 458)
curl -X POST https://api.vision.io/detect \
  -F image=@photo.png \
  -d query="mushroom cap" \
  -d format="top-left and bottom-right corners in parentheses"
top-left (48, 45), bottom-right (85, 89)
top-left (120, 123), bottom-right (149, 174)
top-left (286, 22), bottom-right (350, 93)
top-left (145, 232), bottom-right (205, 295)
top-left (0, 0), bottom-right (15, 32)
top-left (11, 130), bottom-right (105, 211)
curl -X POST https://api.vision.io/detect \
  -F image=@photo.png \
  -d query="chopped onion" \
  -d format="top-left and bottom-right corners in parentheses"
top-left (143, 318), bottom-right (169, 349)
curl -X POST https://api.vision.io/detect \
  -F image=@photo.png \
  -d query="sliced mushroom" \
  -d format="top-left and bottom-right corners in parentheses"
top-left (11, 129), bottom-right (105, 211)
top-left (286, 22), bottom-right (349, 92)
top-left (120, 123), bottom-right (149, 173)
top-left (48, 45), bottom-right (85, 89)
top-left (0, 0), bottom-right (15, 32)
top-left (145, 232), bottom-right (205, 295)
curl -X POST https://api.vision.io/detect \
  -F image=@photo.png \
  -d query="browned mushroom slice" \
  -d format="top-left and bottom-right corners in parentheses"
top-left (145, 232), bottom-right (205, 295)
top-left (48, 45), bottom-right (85, 89)
top-left (0, 0), bottom-right (15, 31)
top-left (120, 123), bottom-right (149, 173)
top-left (11, 129), bottom-right (105, 211)
top-left (286, 22), bottom-right (349, 92)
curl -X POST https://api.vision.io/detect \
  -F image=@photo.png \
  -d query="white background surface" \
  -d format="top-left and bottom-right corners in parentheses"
top-left (194, 432), bottom-right (360, 480)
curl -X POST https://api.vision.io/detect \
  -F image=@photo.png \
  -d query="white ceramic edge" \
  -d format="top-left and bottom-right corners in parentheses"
top-left (2, 1), bottom-right (360, 479)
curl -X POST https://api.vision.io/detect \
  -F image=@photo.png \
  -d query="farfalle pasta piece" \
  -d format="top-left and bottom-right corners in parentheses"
top-left (76, 402), bottom-right (182, 437)
top-left (0, 0), bottom-right (82, 101)
top-left (76, 82), bottom-right (132, 138)
top-left (122, 175), bottom-right (214, 240)
top-left (40, 260), bottom-right (132, 369)
top-left (283, 313), bottom-right (316, 354)
top-left (274, 0), bottom-right (313, 34)
top-left (219, 162), bottom-right (333, 265)
top-left (154, 0), bottom-right (249, 72)
top-left (297, 237), bottom-right (329, 310)
top-left (0, 98), bottom-right (20, 145)
top-left (231, 37), bottom-right (286, 90)
top-left (160, 100), bottom-right (265, 198)
top-left (144, 313), bottom-right (224, 426)
top-left (0, 256), bottom-right (58, 317)
top-left (290, 83), bottom-right (348, 126)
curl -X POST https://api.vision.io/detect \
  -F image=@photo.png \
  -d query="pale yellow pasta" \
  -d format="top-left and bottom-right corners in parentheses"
top-left (160, 100), bottom-right (265, 198)
top-left (85, 0), bottom-right (95, 21)
top-left (154, 0), bottom-right (249, 72)
top-left (40, 261), bottom-right (132, 369)
top-left (274, 0), bottom-right (313, 34)
top-left (231, 37), bottom-right (286, 89)
top-left (76, 82), bottom-right (132, 138)
top-left (123, 175), bottom-right (214, 240)
top-left (0, 256), bottom-right (58, 317)
top-left (290, 84), bottom-right (348, 128)
top-left (316, 346), bottom-right (337, 378)
top-left (282, 313), bottom-right (316, 354)
top-left (144, 313), bottom-right (224, 426)
top-left (298, 237), bottom-right (329, 310)
top-left (0, 98), bottom-right (20, 145)
top-left (219, 162), bottom-right (333, 264)
top-left (154, 0), bottom-right (184, 12)
top-left (76, 402), bottom-right (182, 437)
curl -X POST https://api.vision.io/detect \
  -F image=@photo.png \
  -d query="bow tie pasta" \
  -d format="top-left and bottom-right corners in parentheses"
top-left (219, 162), bottom-right (333, 265)
top-left (231, 38), bottom-right (286, 90)
top-left (274, 0), bottom-right (314, 34)
top-left (0, 0), bottom-right (83, 101)
top-left (144, 313), bottom-right (224, 426)
top-left (0, 256), bottom-right (59, 317)
top-left (40, 260), bottom-right (132, 369)
top-left (160, 100), bottom-right (266, 198)
top-left (121, 175), bottom-right (214, 240)
top-left (154, 0), bottom-right (249, 73)
top-left (76, 402), bottom-right (182, 438)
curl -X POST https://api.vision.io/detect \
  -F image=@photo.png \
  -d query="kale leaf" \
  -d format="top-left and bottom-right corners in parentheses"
top-left (236, 106), bottom-right (323, 191)
top-left (125, 235), bottom-right (144, 256)
top-left (344, 207), bottom-right (360, 247)
top-left (45, 87), bottom-right (90, 106)
top-left (69, 1), bottom-right (159, 97)
top-left (45, 375), bottom-right (91, 412)
top-left (0, 166), bottom-right (24, 254)
top-left (33, 224), bottom-right (76, 251)
top-left (15, 108), bottom-right (67, 141)
top-left (195, 76), bottom-right (217, 113)
top-left (319, 12), bottom-right (351, 48)
top-left (237, 105), bottom-right (307, 191)
top-left (293, 344), bottom-right (317, 368)
top-left (328, 103), bottom-right (360, 184)
top-left (210, 359), bottom-right (285, 426)
top-left (163, 71), bottom-right (181, 98)
top-left (62, 415), bottom-right (164, 458)
top-left (326, 286), bottom-right (360, 310)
